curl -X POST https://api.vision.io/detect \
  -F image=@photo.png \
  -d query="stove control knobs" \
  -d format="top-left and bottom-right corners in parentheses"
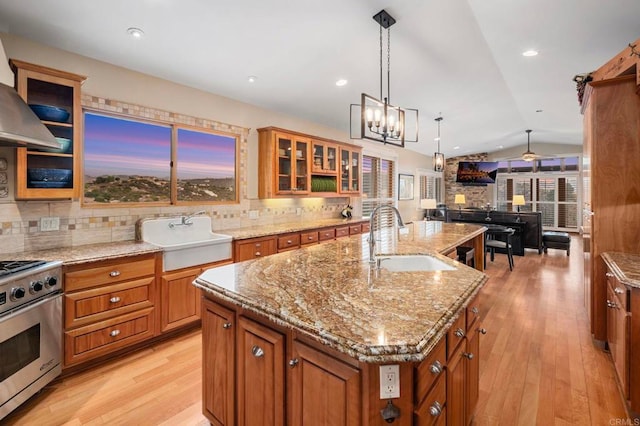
top-left (10, 287), bottom-right (26, 301)
top-left (30, 280), bottom-right (44, 294)
top-left (44, 276), bottom-right (58, 288)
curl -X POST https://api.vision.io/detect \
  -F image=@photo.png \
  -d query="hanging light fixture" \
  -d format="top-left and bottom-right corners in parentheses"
top-left (352, 10), bottom-right (418, 147)
top-left (433, 116), bottom-right (445, 172)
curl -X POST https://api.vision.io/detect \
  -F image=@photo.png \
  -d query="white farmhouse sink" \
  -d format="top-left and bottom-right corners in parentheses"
top-left (140, 216), bottom-right (232, 271)
top-left (376, 255), bottom-right (456, 272)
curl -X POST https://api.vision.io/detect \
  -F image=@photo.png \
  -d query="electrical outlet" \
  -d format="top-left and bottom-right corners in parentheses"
top-left (379, 365), bottom-right (400, 399)
top-left (296, 207), bottom-right (302, 216)
top-left (249, 210), bottom-right (259, 220)
top-left (40, 216), bottom-right (60, 232)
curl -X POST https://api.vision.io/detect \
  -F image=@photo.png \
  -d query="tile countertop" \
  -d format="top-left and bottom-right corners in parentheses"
top-left (221, 217), bottom-right (367, 240)
top-left (602, 252), bottom-right (640, 289)
top-left (10, 241), bottom-right (162, 266)
top-left (195, 221), bottom-right (488, 363)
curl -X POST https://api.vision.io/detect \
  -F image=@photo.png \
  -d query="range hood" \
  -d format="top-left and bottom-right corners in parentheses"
top-left (0, 38), bottom-right (61, 150)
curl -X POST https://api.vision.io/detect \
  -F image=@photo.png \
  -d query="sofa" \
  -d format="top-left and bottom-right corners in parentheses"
top-left (445, 208), bottom-right (543, 255)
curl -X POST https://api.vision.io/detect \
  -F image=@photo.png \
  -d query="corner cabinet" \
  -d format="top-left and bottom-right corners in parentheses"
top-left (258, 127), bottom-right (362, 198)
top-left (10, 59), bottom-right (86, 200)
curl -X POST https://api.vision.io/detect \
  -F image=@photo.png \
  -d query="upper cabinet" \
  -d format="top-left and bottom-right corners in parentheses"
top-left (258, 127), bottom-right (361, 198)
top-left (11, 60), bottom-right (86, 200)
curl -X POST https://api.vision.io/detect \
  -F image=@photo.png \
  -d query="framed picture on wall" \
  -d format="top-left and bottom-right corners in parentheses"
top-left (398, 174), bottom-right (414, 200)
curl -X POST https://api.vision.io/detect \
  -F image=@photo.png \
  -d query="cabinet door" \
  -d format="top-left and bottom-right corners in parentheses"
top-left (289, 340), bottom-right (361, 426)
top-left (465, 327), bottom-right (480, 423)
top-left (160, 267), bottom-right (201, 332)
top-left (312, 141), bottom-right (338, 174)
top-left (446, 341), bottom-right (466, 426)
top-left (237, 317), bottom-right (285, 426)
top-left (607, 284), bottom-right (629, 397)
top-left (275, 132), bottom-right (309, 195)
top-left (339, 148), bottom-right (361, 194)
top-left (202, 299), bottom-right (235, 426)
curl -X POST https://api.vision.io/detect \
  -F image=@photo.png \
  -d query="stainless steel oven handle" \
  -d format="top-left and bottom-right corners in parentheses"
top-left (0, 291), bottom-right (62, 323)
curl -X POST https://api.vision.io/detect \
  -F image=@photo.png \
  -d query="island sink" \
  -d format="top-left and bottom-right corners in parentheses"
top-left (139, 215), bottom-right (232, 271)
top-left (376, 254), bottom-right (456, 272)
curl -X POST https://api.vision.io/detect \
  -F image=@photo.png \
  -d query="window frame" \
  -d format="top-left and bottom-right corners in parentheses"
top-left (82, 109), bottom-right (240, 208)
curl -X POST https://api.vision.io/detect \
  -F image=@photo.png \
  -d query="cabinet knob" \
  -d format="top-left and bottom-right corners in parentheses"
top-left (478, 328), bottom-right (487, 335)
top-left (463, 352), bottom-right (474, 360)
top-left (614, 287), bottom-right (625, 295)
top-left (286, 240), bottom-right (292, 244)
top-left (454, 328), bottom-right (465, 338)
top-left (429, 360), bottom-right (443, 375)
top-left (606, 272), bottom-right (614, 278)
top-left (109, 296), bottom-right (121, 303)
top-left (307, 236), bottom-right (314, 240)
top-left (255, 251), bottom-right (261, 256)
top-left (607, 300), bottom-right (617, 309)
top-left (222, 322), bottom-right (232, 329)
top-left (109, 270), bottom-right (121, 277)
top-left (429, 401), bottom-right (442, 417)
top-left (251, 345), bottom-right (265, 358)
top-left (110, 329), bottom-right (121, 337)
top-left (471, 306), bottom-right (479, 315)
top-left (289, 358), bottom-right (299, 368)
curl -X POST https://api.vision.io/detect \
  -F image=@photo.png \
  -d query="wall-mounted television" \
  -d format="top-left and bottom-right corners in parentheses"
top-left (455, 161), bottom-right (499, 184)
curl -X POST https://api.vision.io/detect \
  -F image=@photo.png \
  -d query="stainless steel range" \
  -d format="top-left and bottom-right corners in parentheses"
top-left (0, 260), bottom-right (63, 421)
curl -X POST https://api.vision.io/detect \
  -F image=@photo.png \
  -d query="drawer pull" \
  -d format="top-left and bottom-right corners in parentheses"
top-left (614, 287), bottom-right (625, 295)
top-left (255, 243), bottom-right (261, 247)
top-left (606, 272), bottom-right (614, 278)
top-left (255, 251), bottom-right (261, 256)
top-left (463, 352), bottom-right (474, 360)
top-left (222, 322), bottom-right (232, 329)
top-left (429, 360), bottom-right (443, 375)
top-left (454, 328), bottom-right (465, 338)
top-left (110, 329), bottom-right (121, 337)
top-left (607, 300), bottom-right (617, 309)
top-left (471, 306), bottom-right (479, 315)
top-left (289, 358), bottom-right (299, 368)
top-left (109, 296), bottom-right (121, 303)
top-left (307, 236), bottom-right (314, 240)
top-left (429, 401), bottom-right (442, 417)
top-left (251, 345), bottom-right (265, 358)
top-left (109, 270), bottom-right (121, 278)
top-left (478, 328), bottom-right (487, 335)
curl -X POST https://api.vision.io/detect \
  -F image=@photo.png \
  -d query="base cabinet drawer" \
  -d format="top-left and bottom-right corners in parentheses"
top-left (415, 372), bottom-right (447, 426)
top-left (234, 237), bottom-right (277, 262)
top-left (335, 226), bottom-right (350, 238)
top-left (318, 228), bottom-right (336, 241)
top-left (300, 231), bottom-right (319, 245)
top-left (277, 233), bottom-right (301, 252)
top-left (64, 307), bottom-right (155, 366)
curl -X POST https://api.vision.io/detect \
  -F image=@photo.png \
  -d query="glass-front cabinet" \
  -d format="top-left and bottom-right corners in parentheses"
top-left (277, 133), bottom-right (309, 194)
top-left (340, 148), bottom-right (360, 193)
top-left (10, 60), bottom-right (86, 200)
top-left (312, 140), bottom-right (337, 174)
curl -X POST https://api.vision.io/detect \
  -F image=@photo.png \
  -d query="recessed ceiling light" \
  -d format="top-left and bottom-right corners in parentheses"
top-left (248, 75), bottom-right (257, 83)
top-left (497, 145), bottom-right (504, 149)
top-left (126, 27), bottom-right (144, 39)
top-left (335, 79), bottom-right (348, 87)
top-left (453, 146), bottom-right (460, 150)
top-left (522, 50), bottom-right (538, 57)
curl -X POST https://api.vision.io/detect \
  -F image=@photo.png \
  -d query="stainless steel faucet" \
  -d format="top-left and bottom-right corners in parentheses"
top-left (169, 210), bottom-right (206, 228)
top-left (368, 205), bottom-right (405, 264)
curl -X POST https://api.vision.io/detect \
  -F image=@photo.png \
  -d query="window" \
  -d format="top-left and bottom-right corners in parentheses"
top-left (418, 172), bottom-right (443, 203)
top-left (83, 112), bottom-right (238, 205)
top-left (362, 155), bottom-right (395, 218)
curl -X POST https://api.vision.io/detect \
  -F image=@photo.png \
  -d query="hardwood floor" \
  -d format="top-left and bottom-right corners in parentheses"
top-left (4, 235), bottom-right (630, 425)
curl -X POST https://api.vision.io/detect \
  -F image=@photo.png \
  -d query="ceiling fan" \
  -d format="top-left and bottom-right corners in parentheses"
top-left (521, 129), bottom-right (541, 161)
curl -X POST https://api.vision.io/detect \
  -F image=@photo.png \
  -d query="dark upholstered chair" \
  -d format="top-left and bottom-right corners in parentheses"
top-left (485, 226), bottom-right (515, 271)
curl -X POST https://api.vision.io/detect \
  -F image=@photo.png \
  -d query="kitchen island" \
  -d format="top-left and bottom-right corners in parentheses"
top-left (194, 221), bottom-right (487, 425)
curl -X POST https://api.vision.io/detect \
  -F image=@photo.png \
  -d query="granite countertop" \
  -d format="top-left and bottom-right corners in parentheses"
top-left (602, 252), bottom-right (640, 288)
top-left (12, 241), bottom-right (161, 266)
top-left (194, 221), bottom-right (488, 363)
top-left (222, 217), bottom-right (367, 240)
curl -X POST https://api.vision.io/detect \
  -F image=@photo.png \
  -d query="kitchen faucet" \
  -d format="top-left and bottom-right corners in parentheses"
top-left (169, 210), bottom-right (206, 228)
top-left (368, 205), bottom-right (405, 265)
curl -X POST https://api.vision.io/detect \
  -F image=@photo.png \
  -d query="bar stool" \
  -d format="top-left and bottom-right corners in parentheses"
top-left (485, 226), bottom-right (515, 271)
top-left (456, 246), bottom-right (475, 268)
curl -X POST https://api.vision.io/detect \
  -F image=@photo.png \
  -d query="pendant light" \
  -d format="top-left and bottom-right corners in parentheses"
top-left (433, 116), bottom-right (445, 172)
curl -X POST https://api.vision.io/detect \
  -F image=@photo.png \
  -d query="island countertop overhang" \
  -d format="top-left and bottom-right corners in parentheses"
top-left (194, 221), bottom-right (487, 363)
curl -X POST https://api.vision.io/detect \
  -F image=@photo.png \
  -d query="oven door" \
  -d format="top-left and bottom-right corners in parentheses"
top-left (0, 293), bottom-right (62, 418)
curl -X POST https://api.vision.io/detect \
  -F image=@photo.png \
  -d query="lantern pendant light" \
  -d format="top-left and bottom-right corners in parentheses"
top-left (433, 116), bottom-right (445, 172)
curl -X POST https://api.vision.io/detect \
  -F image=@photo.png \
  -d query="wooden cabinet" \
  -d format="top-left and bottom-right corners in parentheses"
top-left (339, 147), bottom-right (361, 193)
top-left (289, 340), bottom-right (361, 426)
top-left (10, 60), bottom-right (86, 200)
top-left (160, 267), bottom-right (201, 333)
top-left (606, 269), bottom-right (629, 398)
top-left (63, 253), bottom-right (158, 367)
top-left (300, 230), bottom-right (319, 246)
top-left (202, 298), bottom-right (235, 426)
top-left (234, 236), bottom-right (277, 262)
top-left (582, 64), bottom-right (640, 342)
top-left (258, 127), bottom-right (362, 197)
top-left (415, 337), bottom-right (447, 425)
top-left (277, 233), bottom-right (301, 252)
top-left (237, 317), bottom-right (285, 425)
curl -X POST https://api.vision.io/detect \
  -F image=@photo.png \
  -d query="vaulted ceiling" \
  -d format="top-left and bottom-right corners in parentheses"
top-left (0, 0), bottom-right (638, 158)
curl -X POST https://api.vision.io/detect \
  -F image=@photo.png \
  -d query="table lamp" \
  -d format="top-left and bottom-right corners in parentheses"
top-left (454, 194), bottom-right (466, 218)
top-left (420, 198), bottom-right (437, 220)
top-left (512, 195), bottom-right (526, 222)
